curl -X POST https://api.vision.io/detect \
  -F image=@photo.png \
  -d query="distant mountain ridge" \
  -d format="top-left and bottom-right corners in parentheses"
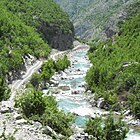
top-left (55, 0), bottom-right (136, 39)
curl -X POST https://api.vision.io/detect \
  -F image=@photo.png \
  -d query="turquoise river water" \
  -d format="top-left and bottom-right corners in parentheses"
top-left (46, 45), bottom-right (140, 139)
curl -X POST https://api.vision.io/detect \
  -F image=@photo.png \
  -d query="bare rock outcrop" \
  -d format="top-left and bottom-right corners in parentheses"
top-left (39, 21), bottom-right (74, 51)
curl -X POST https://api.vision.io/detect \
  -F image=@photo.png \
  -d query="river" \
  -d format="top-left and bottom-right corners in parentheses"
top-left (44, 41), bottom-right (140, 139)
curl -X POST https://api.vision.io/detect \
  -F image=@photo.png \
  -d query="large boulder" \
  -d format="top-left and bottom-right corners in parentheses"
top-left (49, 80), bottom-right (59, 87)
top-left (0, 106), bottom-right (11, 114)
top-left (16, 119), bottom-right (27, 125)
top-left (13, 113), bottom-right (22, 120)
top-left (42, 126), bottom-right (57, 137)
top-left (97, 98), bottom-right (110, 110)
top-left (69, 132), bottom-right (91, 140)
top-left (0, 101), bottom-right (14, 114)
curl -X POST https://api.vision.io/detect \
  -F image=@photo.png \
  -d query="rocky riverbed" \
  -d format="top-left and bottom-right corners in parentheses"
top-left (0, 100), bottom-right (53, 140)
top-left (0, 41), bottom-right (140, 140)
top-left (44, 41), bottom-right (140, 140)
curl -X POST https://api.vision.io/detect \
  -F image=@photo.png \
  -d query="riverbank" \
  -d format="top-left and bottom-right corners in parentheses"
top-left (0, 46), bottom-right (71, 139)
top-left (44, 41), bottom-right (140, 140)
top-left (0, 41), bottom-right (139, 140)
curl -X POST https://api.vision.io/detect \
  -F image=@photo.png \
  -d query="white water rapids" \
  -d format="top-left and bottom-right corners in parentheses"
top-left (43, 42), bottom-right (140, 139)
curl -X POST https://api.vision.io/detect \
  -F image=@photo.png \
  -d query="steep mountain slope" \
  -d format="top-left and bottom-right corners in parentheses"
top-left (86, 1), bottom-right (140, 118)
top-left (0, 0), bottom-right (74, 100)
top-left (2, 0), bottom-right (74, 50)
top-left (55, 0), bottom-right (136, 39)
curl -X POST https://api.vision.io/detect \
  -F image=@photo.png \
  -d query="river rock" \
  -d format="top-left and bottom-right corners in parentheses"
top-left (128, 119), bottom-right (140, 126)
top-left (16, 119), bottom-right (27, 125)
top-left (69, 132), bottom-right (90, 140)
top-left (112, 103), bottom-right (121, 112)
top-left (61, 76), bottom-right (68, 80)
top-left (123, 110), bottom-right (131, 116)
top-left (41, 83), bottom-right (49, 90)
top-left (77, 69), bottom-right (80, 71)
top-left (69, 77), bottom-right (74, 80)
top-left (58, 85), bottom-right (70, 91)
top-left (49, 80), bottom-right (59, 87)
top-left (42, 126), bottom-right (57, 136)
top-left (97, 98), bottom-right (104, 108)
top-left (0, 101), bottom-right (14, 113)
top-left (90, 99), bottom-right (97, 107)
top-left (0, 107), bottom-right (11, 114)
top-left (32, 121), bottom-right (42, 129)
top-left (14, 113), bottom-right (22, 120)
top-left (97, 98), bottom-right (110, 110)
top-left (87, 90), bottom-right (92, 94)
top-left (0, 101), bottom-right (13, 108)
top-left (72, 90), bottom-right (81, 94)
top-left (51, 75), bottom-right (58, 81)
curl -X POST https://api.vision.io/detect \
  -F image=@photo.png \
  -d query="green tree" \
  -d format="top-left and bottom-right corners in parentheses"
top-left (85, 1), bottom-right (140, 116)
top-left (41, 59), bottom-right (56, 84)
top-left (30, 73), bottom-right (41, 89)
top-left (128, 93), bottom-right (140, 119)
top-left (16, 89), bottom-right (46, 118)
top-left (85, 114), bottom-right (129, 140)
top-left (0, 78), bottom-right (10, 101)
top-left (55, 55), bottom-right (70, 71)
top-left (15, 89), bottom-right (75, 138)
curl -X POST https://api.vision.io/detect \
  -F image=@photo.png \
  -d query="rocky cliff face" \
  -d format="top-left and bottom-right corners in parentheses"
top-left (39, 21), bottom-right (74, 51)
top-left (55, 0), bottom-right (136, 39)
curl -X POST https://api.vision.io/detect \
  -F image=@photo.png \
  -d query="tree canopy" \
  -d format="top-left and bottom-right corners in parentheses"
top-left (86, 1), bottom-right (140, 118)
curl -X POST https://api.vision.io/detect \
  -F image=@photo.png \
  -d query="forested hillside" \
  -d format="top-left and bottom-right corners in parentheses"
top-left (55, 0), bottom-right (136, 39)
top-left (1, 0), bottom-right (74, 49)
top-left (86, 1), bottom-right (140, 118)
top-left (0, 0), bottom-right (74, 101)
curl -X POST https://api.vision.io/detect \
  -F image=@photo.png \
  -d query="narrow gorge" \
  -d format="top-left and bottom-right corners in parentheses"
top-left (0, 0), bottom-right (140, 140)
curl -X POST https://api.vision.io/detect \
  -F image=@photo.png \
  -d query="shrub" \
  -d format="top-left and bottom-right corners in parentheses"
top-left (0, 78), bottom-right (10, 101)
top-left (41, 59), bottom-right (56, 82)
top-left (85, 114), bottom-right (129, 140)
top-left (15, 89), bottom-right (74, 137)
top-left (16, 89), bottom-right (46, 118)
top-left (128, 93), bottom-right (140, 119)
top-left (55, 55), bottom-right (70, 71)
top-left (30, 73), bottom-right (41, 89)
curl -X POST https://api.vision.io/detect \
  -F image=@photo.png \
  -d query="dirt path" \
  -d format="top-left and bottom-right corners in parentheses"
top-left (9, 50), bottom-right (68, 101)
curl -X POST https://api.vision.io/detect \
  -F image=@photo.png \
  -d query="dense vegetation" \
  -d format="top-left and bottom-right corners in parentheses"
top-left (16, 89), bottom-right (74, 138)
top-left (86, 2), bottom-right (140, 118)
top-left (15, 53), bottom-right (71, 138)
top-left (1, 0), bottom-right (72, 33)
top-left (30, 55), bottom-right (70, 89)
top-left (0, 4), bottom-right (50, 72)
top-left (0, 78), bottom-right (10, 101)
top-left (0, 0), bottom-right (72, 101)
top-left (0, 0), bottom-right (72, 75)
top-left (2, 0), bottom-right (74, 51)
top-left (0, 3), bottom-right (50, 100)
top-left (29, 55), bottom-right (70, 89)
top-left (85, 114), bottom-right (128, 140)
top-left (41, 55), bottom-right (70, 82)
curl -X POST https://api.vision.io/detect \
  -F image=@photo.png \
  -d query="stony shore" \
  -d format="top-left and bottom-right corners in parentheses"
top-left (1, 41), bottom-right (140, 140)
